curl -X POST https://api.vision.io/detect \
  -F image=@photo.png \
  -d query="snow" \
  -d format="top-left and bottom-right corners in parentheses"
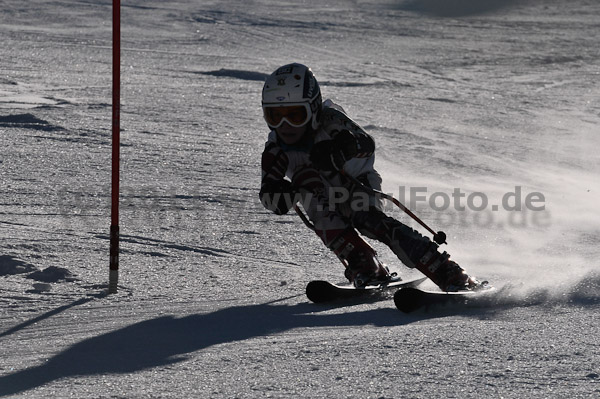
top-left (1, 0), bottom-right (599, 397)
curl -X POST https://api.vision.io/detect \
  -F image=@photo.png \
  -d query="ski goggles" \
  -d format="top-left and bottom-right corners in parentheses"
top-left (263, 103), bottom-right (311, 129)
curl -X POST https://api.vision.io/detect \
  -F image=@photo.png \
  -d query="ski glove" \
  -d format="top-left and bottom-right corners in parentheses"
top-left (259, 178), bottom-right (296, 215)
top-left (309, 130), bottom-right (358, 171)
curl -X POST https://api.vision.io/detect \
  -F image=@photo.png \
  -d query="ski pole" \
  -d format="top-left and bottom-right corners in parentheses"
top-left (294, 203), bottom-right (315, 231)
top-left (339, 169), bottom-right (447, 245)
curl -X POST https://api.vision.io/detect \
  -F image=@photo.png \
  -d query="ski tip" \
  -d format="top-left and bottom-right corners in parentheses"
top-left (393, 287), bottom-right (424, 313)
top-left (306, 280), bottom-right (336, 303)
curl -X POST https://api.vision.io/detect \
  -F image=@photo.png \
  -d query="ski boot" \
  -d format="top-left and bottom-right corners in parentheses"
top-left (329, 228), bottom-right (391, 288)
top-left (417, 244), bottom-right (479, 292)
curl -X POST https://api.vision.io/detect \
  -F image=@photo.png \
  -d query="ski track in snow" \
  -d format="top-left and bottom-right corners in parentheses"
top-left (1, 0), bottom-right (599, 398)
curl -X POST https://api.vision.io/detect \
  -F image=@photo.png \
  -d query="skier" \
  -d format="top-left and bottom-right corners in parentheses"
top-left (259, 63), bottom-right (479, 290)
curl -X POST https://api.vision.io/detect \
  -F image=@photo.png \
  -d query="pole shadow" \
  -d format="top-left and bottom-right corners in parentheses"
top-left (0, 296), bottom-right (99, 340)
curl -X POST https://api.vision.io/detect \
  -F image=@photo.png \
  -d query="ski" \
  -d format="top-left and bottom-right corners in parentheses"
top-left (306, 276), bottom-right (427, 304)
top-left (394, 283), bottom-right (495, 313)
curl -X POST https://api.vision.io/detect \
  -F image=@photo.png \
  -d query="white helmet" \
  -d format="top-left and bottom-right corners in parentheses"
top-left (262, 63), bottom-right (322, 130)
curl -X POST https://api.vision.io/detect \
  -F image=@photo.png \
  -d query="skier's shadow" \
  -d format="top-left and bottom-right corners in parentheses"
top-left (0, 298), bottom-right (419, 396)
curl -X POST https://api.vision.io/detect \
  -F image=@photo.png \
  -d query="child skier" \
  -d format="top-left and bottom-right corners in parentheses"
top-left (259, 63), bottom-right (479, 290)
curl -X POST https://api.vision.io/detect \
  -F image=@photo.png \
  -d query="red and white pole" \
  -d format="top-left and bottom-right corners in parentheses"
top-left (109, 0), bottom-right (120, 294)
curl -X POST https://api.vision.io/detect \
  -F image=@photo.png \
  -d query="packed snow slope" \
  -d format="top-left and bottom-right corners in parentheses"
top-left (1, 0), bottom-right (599, 398)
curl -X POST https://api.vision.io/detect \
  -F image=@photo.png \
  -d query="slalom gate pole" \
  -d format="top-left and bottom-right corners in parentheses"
top-left (109, 0), bottom-right (121, 294)
top-left (339, 169), bottom-right (447, 245)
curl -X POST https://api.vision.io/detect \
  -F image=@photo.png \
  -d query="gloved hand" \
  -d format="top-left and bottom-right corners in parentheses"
top-left (259, 179), bottom-right (295, 215)
top-left (310, 130), bottom-right (358, 171)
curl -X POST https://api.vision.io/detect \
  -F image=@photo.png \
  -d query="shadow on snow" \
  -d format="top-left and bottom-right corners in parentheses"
top-left (0, 297), bottom-right (487, 396)
top-left (397, 0), bottom-right (524, 17)
top-left (1, 273), bottom-right (598, 396)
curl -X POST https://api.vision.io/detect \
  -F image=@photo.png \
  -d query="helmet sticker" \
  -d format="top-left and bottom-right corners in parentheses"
top-left (276, 65), bottom-right (294, 75)
top-left (304, 70), bottom-right (317, 99)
